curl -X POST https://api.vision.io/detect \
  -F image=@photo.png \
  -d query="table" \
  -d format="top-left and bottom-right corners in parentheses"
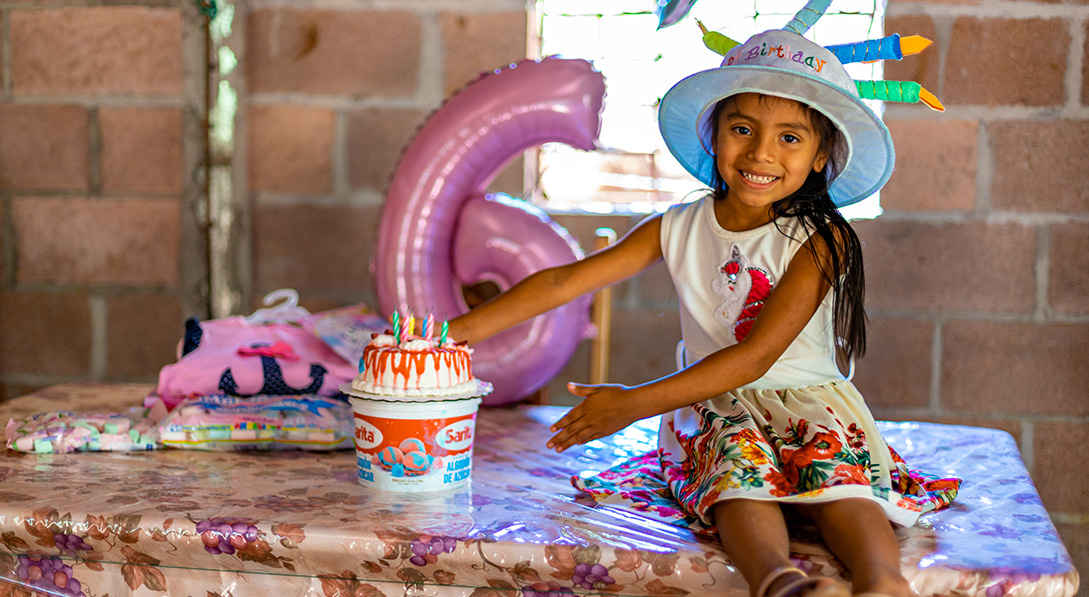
top-left (0, 383), bottom-right (1080, 596)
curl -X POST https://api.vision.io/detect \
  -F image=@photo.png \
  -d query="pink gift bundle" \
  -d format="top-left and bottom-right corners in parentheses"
top-left (153, 295), bottom-right (389, 412)
top-left (143, 295), bottom-right (389, 452)
top-left (153, 315), bottom-right (358, 411)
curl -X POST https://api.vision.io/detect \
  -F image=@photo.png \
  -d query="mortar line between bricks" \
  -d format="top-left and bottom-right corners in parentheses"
top-left (1020, 420), bottom-right (1034, 472)
top-left (872, 211), bottom-right (1089, 225)
top-left (417, 11), bottom-right (444, 108)
top-left (88, 107), bottom-right (101, 194)
top-left (883, 104), bottom-right (1089, 120)
top-left (89, 295), bottom-right (108, 379)
top-left (1, 96), bottom-right (187, 108)
top-left (1, 197), bottom-right (12, 287)
top-left (1050, 513), bottom-right (1089, 524)
top-left (931, 12), bottom-right (952, 101)
top-left (1034, 225), bottom-right (1051, 323)
top-left (867, 309), bottom-right (1089, 324)
top-left (929, 316), bottom-right (943, 412)
top-left (975, 120), bottom-right (993, 216)
top-left (1066, 18), bottom-right (1085, 111)
top-left (332, 109), bottom-right (349, 200)
top-left (873, 407), bottom-right (1089, 423)
top-left (247, 94), bottom-right (433, 110)
top-left (1, 9), bottom-right (10, 99)
top-left (245, 0), bottom-right (529, 11)
top-left (887, 2), bottom-right (1089, 19)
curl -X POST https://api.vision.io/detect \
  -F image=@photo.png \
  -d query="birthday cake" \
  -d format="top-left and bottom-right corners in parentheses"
top-left (352, 333), bottom-right (476, 398)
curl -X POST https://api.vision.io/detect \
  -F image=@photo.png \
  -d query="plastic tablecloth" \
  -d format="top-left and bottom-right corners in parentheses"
top-left (0, 383), bottom-right (1080, 596)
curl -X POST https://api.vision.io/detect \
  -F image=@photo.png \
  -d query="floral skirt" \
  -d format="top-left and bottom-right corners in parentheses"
top-left (573, 381), bottom-right (959, 533)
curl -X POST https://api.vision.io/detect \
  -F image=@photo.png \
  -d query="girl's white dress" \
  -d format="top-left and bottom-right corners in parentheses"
top-left (575, 197), bottom-right (958, 529)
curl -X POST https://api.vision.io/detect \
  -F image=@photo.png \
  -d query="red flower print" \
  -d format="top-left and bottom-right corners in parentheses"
top-left (846, 423), bottom-right (866, 451)
top-left (763, 469), bottom-right (794, 497)
top-left (830, 463), bottom-right (869, 486)
top-left (779, 447), bottom-right (810, 486)
top-left (784, 418), bottom-right (810, 445)
top-left (794, 431), bottom-right (843, 463)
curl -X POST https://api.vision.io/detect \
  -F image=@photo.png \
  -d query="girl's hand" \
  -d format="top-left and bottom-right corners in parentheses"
top-left (547, 382), bottom-right (640, 452)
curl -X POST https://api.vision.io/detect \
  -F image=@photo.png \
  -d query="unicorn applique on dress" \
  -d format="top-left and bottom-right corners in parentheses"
top-left (712, 245), bottom-right (774, 344)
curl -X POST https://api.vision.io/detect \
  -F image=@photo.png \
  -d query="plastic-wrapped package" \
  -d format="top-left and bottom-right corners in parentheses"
top-left (157, 393), bottom-right (353, 451)
top-left (4, 399), bottom-right (167, 453)
top-left (297, 302), bottom-right (389, 364)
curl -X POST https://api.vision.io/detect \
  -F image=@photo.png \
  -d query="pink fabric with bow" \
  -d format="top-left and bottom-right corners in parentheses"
top-left (237, 341), bottom-right (300, 361)
top-left (155, 316), bottom-right (355, 410)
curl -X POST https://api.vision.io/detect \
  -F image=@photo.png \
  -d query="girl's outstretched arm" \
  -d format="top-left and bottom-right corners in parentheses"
top-left (548, 233), bottom-right (836, 452)
top-left (448, 214), bottom-right (665, 345)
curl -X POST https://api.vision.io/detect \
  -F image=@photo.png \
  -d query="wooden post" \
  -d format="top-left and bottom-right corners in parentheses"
top-left (589, 227), bottom-right (617, 384)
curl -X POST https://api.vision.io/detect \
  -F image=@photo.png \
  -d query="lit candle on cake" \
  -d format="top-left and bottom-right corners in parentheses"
top-left (423, 313), bottom-right (433, 342)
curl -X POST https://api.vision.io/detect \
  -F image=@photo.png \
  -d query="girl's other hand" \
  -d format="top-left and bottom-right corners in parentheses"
top-left (547, 382), bottom-right (637, 452)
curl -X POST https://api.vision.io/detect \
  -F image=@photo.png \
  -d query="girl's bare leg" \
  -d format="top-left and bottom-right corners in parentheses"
top-left (796, 499), bottom-right (911, 596)
top-left (712, 499), bottom-right (804, 596)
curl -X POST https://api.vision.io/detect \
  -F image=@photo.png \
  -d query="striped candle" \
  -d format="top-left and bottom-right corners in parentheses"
top-left (423, 313), bottom-right (434, 341)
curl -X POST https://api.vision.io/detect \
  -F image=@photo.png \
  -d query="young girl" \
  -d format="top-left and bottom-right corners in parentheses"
top-left (449, 12), bottom-right (957, 597)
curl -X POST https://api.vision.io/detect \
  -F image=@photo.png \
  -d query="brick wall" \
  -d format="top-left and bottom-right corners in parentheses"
top-left (243, 5), bottom-right (529, 312)
top-left (857, 4), bottom-right (1089, 576)
top-left (0, 2), bottom-right (207, 400)
top-left (0, 0), bottom-right (1084, 588)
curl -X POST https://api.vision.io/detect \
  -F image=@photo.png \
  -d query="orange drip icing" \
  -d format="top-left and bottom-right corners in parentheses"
top-left (363, 344), bottom-right (472, 390)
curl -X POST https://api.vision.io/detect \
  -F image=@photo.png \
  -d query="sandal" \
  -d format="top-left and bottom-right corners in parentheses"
top-left (755, 566), bottom-right (851, 597)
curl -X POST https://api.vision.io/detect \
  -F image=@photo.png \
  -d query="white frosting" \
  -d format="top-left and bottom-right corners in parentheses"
top-left (371, 334), bottom-right (397, 347)
top-left (401, 339), bottom-right (433, 352)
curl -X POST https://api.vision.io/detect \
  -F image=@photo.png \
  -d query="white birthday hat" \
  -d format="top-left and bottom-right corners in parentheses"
top-left (658, 0), bottom-right (941, 207)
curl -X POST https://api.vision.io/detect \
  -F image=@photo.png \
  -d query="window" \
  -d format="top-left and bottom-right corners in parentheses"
top-left (530, 0), bottom-right (886, 219)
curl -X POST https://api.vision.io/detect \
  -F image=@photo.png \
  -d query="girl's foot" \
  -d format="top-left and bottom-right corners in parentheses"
top-left (756, 566), bottom-right (851, 597)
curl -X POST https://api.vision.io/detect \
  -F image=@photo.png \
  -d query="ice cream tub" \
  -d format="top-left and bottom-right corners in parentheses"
top-left (349, 396), bottom-right (482, 492)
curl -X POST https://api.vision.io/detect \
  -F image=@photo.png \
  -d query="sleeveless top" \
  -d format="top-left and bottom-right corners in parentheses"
top-left (659, 195), bottom-right (845, 390)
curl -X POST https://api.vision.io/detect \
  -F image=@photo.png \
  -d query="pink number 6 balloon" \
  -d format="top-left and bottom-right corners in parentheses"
top-left (375, 57), bottom-right (606, 406)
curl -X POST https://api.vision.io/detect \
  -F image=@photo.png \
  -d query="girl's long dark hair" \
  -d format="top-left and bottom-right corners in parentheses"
top-left (708, 97), bottom-right (867, 361)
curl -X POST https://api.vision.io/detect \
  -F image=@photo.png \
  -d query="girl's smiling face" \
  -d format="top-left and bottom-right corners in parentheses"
top-left (714, 93), bottom-right (829, 221)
